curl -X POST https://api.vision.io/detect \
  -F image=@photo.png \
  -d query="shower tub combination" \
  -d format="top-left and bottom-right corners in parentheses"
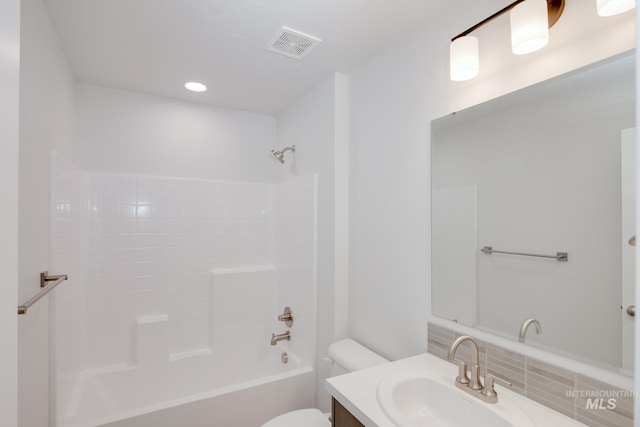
top-left (51, 162), bottom-right (318, 427)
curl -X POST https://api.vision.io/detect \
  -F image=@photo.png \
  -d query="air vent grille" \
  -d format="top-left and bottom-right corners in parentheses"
top-left (266, 27), bottom-right (321, 60)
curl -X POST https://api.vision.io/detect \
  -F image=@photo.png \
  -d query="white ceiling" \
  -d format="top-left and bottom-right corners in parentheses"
top-left (44, 0), bottom-right (446, 115)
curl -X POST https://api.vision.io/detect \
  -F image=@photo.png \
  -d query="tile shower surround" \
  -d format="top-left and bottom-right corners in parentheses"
top-left (428, 323), bottom-right (633, 427)
top-left (81, 174), bottom-right (273, 368)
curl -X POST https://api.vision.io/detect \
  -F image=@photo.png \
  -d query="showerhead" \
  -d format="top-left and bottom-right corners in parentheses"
top-left (271, 145), bottom-right (295, 164)
top-left (272, 150), bottom-right (285, 164)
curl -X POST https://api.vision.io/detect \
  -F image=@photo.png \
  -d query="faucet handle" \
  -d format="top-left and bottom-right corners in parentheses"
top-left (481, 373), bottom-right (512, 399)
top-left (277, 307), bottom-right (293, 327)
top-left (452, 359), bottom-right (470, 385)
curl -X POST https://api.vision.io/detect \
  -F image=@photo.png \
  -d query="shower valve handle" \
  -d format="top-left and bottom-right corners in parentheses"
top-left (277, 307), bottom-right (293, 327)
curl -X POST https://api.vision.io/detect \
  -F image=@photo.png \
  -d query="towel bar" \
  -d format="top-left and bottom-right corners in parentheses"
top-left (481, 246), bottom-right (568, 262)
top-left (18, 271), bottom-right (68, 315)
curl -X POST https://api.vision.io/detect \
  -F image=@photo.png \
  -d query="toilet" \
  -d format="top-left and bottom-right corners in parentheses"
top-left (262, 339), bottom-right (388, 427)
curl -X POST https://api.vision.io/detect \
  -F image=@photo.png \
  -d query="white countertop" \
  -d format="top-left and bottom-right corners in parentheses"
top-left (326, 353), bottom-right (586, 427)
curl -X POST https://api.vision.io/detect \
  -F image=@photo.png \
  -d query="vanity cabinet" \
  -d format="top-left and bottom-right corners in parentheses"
top-left (331, 398), bottom-right (365, 427)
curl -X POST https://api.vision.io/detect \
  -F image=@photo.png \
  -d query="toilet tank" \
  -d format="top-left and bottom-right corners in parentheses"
top-left (327, 339), bottom-right (388, 377)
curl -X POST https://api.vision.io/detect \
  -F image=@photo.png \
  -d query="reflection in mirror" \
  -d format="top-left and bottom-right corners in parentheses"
top-left (431, 52), bottom-right (635, 375)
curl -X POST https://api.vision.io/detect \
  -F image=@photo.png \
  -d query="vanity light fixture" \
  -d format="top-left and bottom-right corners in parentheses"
top-left (450, 0), bottom-right (565, 81)
top-left (510, 0), bottom-right (550, 55)
top-left (450, 0), bottom-right (636, 81)
top-left (185, 82), bottom-right (207, 92)
top-left (450, 36), bottom-right (480, 81)
top-left (597, 0), bottom-right (636, 16)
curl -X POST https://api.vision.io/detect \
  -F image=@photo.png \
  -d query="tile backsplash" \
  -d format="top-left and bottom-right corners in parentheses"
top-left (428, 323), bottom-right (633, 427)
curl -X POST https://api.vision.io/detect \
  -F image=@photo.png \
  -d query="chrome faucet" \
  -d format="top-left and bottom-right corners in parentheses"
top-left (518, 318), bottom-right (542, 343)
top-left (270, 331), bottom-right (290, 346)
top-left (448, 335), bottom-right (511, 403)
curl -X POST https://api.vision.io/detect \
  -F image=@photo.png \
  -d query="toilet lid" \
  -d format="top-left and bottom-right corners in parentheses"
top-left (262, 408), bottom-right (330, 427)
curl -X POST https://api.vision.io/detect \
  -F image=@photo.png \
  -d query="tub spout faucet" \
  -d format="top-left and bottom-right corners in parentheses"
top-left (270, 331), bottom-right (290, 346)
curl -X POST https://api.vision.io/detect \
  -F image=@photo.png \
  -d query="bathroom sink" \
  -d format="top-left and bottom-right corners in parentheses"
top-left (377, 371), bottom-right (535, 427)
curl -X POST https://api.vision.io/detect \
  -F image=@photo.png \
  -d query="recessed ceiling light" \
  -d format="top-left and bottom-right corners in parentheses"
top-left (185, 82), bottom-right (207, 92)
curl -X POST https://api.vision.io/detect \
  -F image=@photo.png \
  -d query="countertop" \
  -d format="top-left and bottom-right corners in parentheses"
top-left (326, 352), bottom-right (586, 427)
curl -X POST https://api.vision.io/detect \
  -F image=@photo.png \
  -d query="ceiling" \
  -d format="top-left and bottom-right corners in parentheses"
top-left (44, 0), bottom-right (446, 115)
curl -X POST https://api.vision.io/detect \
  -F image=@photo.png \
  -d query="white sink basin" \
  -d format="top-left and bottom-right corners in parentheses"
top-left (377, 370), bottom-right (535, 427)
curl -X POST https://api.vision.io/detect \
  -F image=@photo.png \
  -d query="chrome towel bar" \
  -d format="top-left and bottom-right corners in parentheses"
top-left (481, 246), bottom-right (568, 262)
top-left (18, 271), bottom-right (68, 315)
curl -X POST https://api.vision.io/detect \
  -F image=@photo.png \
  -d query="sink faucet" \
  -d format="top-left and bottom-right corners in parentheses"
top-left (448, 335), bottom-right (482, 390)
top-left (518, 318), bottom-right (542, 343)
top-left (270, 331), bottom-right (290, 345)
top-left (448, 335), bottom-right (511, 403)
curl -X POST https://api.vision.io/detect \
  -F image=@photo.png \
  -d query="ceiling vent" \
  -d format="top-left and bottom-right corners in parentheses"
top-left (265, 27), bottom-right (322, 60)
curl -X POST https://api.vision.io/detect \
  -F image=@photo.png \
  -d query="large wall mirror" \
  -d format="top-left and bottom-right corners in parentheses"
top-left (431, 52), bottom-right (635, 375)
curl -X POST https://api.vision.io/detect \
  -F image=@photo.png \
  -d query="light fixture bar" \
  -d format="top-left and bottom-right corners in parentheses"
top-left (451, 0), bottom-right (565, 42)
top-left (452, 0), bottom-right (525, 42)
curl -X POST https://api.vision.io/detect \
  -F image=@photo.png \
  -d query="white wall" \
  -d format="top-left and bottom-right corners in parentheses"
top-left (0, 0), bottom-right (21, 425)
top-left (348, 0), bottom-right (635, 360)
top-left (276, 73), bottom-right (349, 411)
top-left (18, 0), bottom-right (76, 425)
top-left (334, 75), bottom-right (350, 341)
top-left (75, 84), bottom-right (277, 183)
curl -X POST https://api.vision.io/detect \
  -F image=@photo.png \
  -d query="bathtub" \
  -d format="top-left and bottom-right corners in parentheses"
top-left (55, 264), bottom-right (317, 427)
top-left (62, 350), bottom-right (315, 427)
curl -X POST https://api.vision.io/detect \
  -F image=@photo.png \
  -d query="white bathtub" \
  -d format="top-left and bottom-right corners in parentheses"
top-left (55, 265), bottom-right (317, 427)
top-left (62, 351), bottom-right (315, 427)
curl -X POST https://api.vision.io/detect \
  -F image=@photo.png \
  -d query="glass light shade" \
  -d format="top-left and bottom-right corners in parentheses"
top-left (450, 36), bottom-right (479, 81)
top-left (597, 0), bottom-right (636, 16)
top-left (510, 0), bottom-right (549, 55)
